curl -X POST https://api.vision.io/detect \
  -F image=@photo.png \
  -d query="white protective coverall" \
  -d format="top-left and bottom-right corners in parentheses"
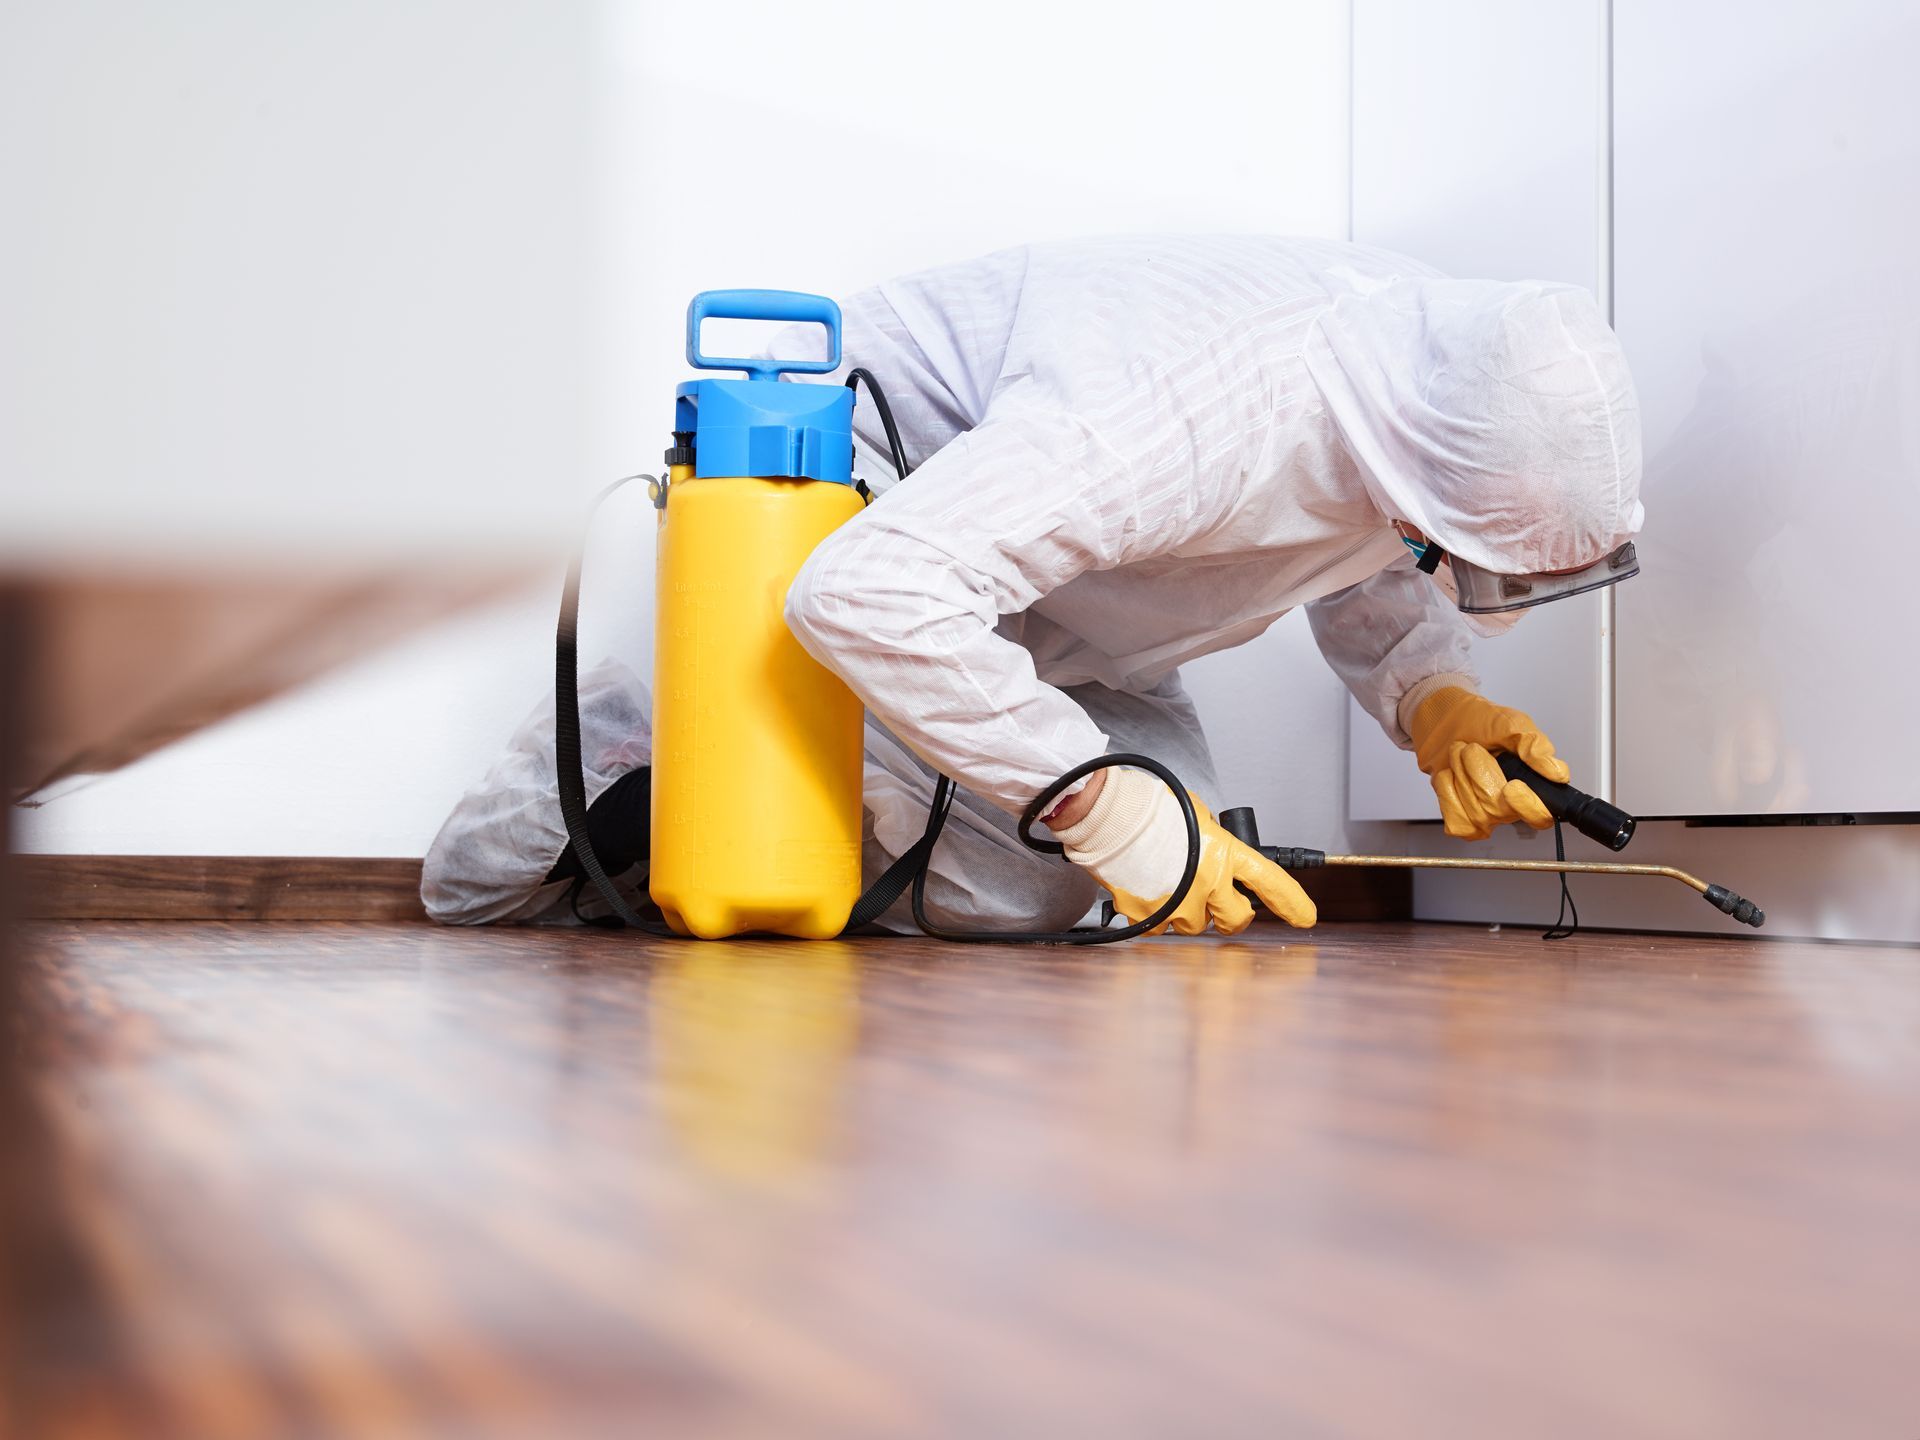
top-left (780, 236), bottom-right (1641, 927)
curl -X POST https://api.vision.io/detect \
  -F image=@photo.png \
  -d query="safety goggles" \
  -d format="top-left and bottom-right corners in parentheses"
top-left (1402, 534), bottom-right (1641, 614)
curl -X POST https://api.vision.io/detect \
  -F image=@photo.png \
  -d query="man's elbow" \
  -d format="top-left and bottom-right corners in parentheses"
top-left (784, 534), bottom-right (866, 666)
top-left (787, 525), bottom-right (981, 674)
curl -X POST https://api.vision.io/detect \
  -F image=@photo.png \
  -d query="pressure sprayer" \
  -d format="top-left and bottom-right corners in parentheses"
top-left (644, 290), bottom-right (867, 939)
top-left (554, 288), bottom-right (1765, 942)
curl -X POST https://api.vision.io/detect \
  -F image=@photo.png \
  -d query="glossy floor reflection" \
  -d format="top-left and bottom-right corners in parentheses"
top-left (12, 920), bottom-right (1920, 1438)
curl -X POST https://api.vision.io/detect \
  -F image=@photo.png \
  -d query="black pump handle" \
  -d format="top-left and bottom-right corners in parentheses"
top-left (1496, 753), bottom-right (1637, 851)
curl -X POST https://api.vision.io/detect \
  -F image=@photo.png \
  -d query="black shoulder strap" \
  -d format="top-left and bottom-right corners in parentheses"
top-left (844, 832), bottom-right (933, 931)
top-left (555, 477), bottom-right (661, 931)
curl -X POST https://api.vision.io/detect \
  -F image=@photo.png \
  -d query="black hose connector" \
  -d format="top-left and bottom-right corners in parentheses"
top-left (1703, 884), bottom-right (1766, 928)
top-left (1261, 846), bottom-right (1327, 870)
top-left (1217, 808), bottom-right (1325, 870)
top-left (1496, 753), bottom-right (1637, 851)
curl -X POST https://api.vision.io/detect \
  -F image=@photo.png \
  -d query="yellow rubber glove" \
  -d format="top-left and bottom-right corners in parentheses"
top-left (1049, 767), bottom-right (1316, 935)
top-left (1406, 684), bottom-right (1570, 841)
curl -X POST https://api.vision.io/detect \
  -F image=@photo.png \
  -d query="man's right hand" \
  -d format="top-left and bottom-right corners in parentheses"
top-left (1048, 766), bottom-right (1316, 935)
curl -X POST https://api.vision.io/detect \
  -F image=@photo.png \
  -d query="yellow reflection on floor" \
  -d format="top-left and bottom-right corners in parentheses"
top-left (651, 944), bottom-right (860, 1186)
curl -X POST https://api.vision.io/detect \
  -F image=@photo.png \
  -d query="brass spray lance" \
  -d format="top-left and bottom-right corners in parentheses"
top-left (1219, 755), bottom-right (1766, 929)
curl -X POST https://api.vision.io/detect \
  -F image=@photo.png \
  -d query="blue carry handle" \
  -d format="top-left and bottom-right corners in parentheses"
top-left (686, 289), bottom-right (842, 382)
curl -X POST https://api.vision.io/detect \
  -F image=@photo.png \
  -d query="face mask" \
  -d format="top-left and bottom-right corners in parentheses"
top-left (1448, 542), bottom-right (1641, 616)
top-left (1400, 524), bottom-right (1615, 637)
top-left (1427, 560), bottom-right (1528, 637)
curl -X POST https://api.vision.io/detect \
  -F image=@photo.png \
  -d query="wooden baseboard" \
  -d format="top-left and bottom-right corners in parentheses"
top-left (16, 856), bottom-right (427, 922)
top-left (1283, 865), bottom-right (1411, 923)
top-left (14, 855), bottom-right (1408, 925)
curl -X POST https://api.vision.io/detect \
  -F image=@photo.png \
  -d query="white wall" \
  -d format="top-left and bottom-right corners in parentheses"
top-left (0, 0), bottom-right (597, 569)
top-left (23, 1), bottom-right (1367, 860)
top-left (21, 587), bottom-right (564, 857)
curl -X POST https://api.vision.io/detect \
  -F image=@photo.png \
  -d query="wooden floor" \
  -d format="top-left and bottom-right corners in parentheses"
top-left (8, 919), bottom-right (1919, 1439)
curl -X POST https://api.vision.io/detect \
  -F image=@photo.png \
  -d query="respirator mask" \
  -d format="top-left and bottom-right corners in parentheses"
top-left (1400, 528), bottom-right (1641, 636)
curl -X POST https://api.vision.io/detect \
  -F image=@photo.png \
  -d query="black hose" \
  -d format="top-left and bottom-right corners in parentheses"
top-left (894, 755), bottom-right (1203, 945)
top-left (845, 367), bottom-right (909, 490)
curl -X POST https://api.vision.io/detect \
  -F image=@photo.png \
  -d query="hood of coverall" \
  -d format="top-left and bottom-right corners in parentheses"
top-left (1303, 274), bottom-right (1644, 575)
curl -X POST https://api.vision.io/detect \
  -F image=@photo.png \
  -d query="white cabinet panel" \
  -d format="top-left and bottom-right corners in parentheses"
top-left (1614, 0), bottom-right (1920, 814)
top-left (1348, 0), bottom-right (1608, 819)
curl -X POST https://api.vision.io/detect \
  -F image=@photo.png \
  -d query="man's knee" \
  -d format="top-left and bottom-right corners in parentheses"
top-left (875, 844), bottom-right (1100, 934)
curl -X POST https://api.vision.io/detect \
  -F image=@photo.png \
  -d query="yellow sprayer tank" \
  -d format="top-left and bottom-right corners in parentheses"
top-left (649, 290), bottom-right (866, 939)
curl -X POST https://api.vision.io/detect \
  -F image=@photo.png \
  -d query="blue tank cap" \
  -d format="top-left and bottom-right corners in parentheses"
top-left (674, 289), bottom-right (855, 485)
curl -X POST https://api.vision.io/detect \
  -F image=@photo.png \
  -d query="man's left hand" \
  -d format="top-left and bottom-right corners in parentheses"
top-left (1407, 685), bottom-right (1569, 841)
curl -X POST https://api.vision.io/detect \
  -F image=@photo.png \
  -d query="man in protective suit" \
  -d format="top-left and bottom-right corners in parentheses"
top-left (425, 237), bottom-right (1643, 936)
